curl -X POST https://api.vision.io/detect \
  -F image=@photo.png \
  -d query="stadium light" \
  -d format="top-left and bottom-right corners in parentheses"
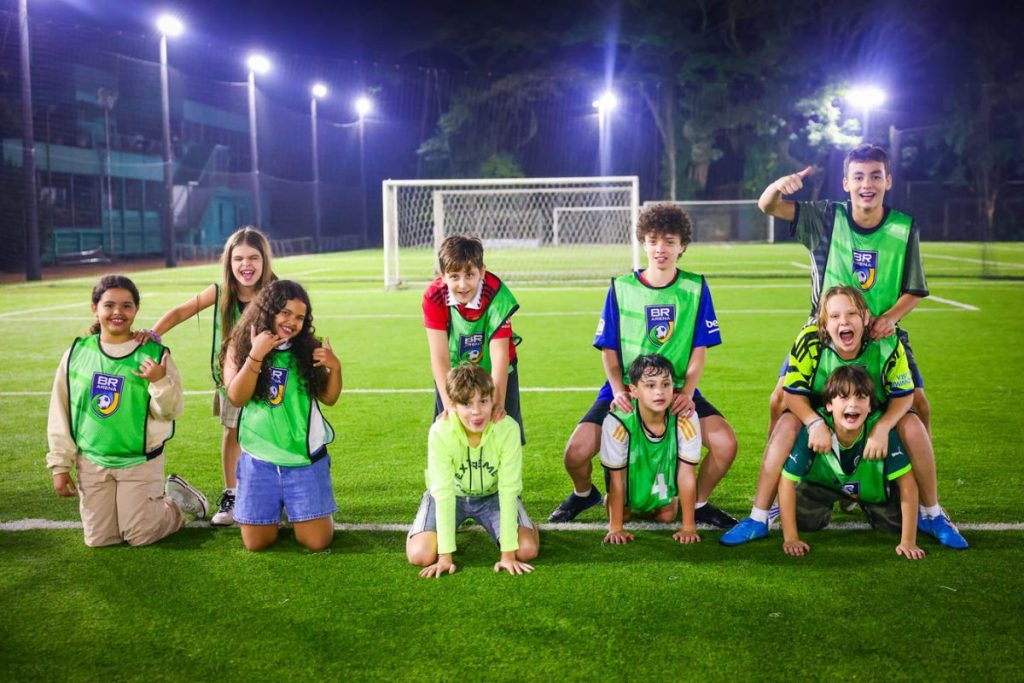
top-left (246, 53), bottom-right (271, 75)
top-left (354, 95), bottom-right (373, 118)
top-left (156, 14), bottom-right (184, 37)
top-left (156, 14), bottom-right (184, 268)
top-left (311, 82), bottom-right (328, 99)
top-left (592, 90), bottom-right (618, 113)
top-left (847, 85), bottom-right (886, 141)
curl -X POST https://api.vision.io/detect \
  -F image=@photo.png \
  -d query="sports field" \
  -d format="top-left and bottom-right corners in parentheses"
top-left (2, 242), bottom-right (1023, 681)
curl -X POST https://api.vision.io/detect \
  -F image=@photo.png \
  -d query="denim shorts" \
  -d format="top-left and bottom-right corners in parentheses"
top-left (408, 491), bottom-right (535, 547)
top-left (234, 450), bottom-right (337, 525)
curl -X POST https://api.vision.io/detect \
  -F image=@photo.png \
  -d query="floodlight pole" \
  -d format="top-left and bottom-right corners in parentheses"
top-left (358, 114), bottom-right (368, 247)
top-left (247, 70), bottom-right (262, 228)
top-left (158, 33), bottom-right (177, 267)
top-left (19, 0), bottom-right (41, 280)
top-left (310, 96), bottom-right (322, 252)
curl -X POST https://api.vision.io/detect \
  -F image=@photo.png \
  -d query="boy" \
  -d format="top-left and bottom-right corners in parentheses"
top-left (601, 356), bottom-right (702, 545)
top-left (422, 235), bottom-right (524, 441)
top-left (778, 365), bottom-right (925, 560)
top-left (406, 363), bottom-right (539, 578)
top-left (754, 144), bottom-right (964, 546)
top-left (548, 203), bottom-right (737, 529)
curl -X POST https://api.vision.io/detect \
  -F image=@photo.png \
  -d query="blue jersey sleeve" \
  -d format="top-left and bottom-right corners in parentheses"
top-left (593, 284), bottom-right (619, 350)
top-left (692, 281), bottom-right (722, 349)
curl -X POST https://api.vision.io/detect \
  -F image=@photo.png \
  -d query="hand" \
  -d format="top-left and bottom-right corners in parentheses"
top-left (896, 543), bottom-right (925, 560)
top-left (672, 528), bottom-right (700, 544)
top-left (671, 390), bottom-right (695, 417)
top-left (53, 472), bottom-right (78, 497)
top-left (603, 528), bottom-right (635, 545)
top-left (491, 403), bottom-right (507, 421)
top-left (807, 420), bottom-right (833, 454)
top-left (869, 314), bottom-right (896, 340)
top-left (312, 337), bottom-right (341, 372)
top-left (249, 324), bottom-right (283, 361)
top-left (418, 555), bottom-right (457, 578)
top-left (494, 555), bottom-right (535, 576)
top-left (612, 389), bottom-right (633, 413)
top-left (783, 539), bottom-right (811, 557)
top-left (864, 426), bottom-right (889, 460)
top-left (774, 166), bottom-right (813, 195)
top-left (132, 328), bottom-right (161, 344)
top-left (132, 353), bottom-right (168, 383)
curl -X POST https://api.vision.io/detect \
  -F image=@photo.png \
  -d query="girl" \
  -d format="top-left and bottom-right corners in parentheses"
top-left (46, 275), bottom-right (208, 547)
top-left (140, 227), bottom-right (274, 525)
top-left (221, 280), bottom-right (342, 552)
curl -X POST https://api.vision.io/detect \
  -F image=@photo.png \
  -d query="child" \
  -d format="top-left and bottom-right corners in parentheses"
top-left (422, 235), bottom-right (524, 441)
top-left (46, 275), bottom-right (208, 547)
top-left (601, 356), bottom-right (702, 545)
top-left (549, 203), bottom-right (737, 529)
top-left (721, 286), bottom-right (966, 548)
top-left (407, 363), bottom-right (539, 578)
top-left (140, 227), bottom-right (274, 525)
top-left (778, 365), bottom-right (925, 560)
top-left (221, 280), bottom-right (341, 552)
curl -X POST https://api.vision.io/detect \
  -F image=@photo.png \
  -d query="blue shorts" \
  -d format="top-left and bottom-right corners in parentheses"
top-left (234, 450), bottom-right (337, 525)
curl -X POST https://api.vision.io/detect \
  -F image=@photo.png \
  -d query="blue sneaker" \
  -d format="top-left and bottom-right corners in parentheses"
top-left (719, 517), bottom-right (769, 546)
top-left (919, 513), bottom-right (968, 549)
top-left (547, 487), bottom-right (603, 523)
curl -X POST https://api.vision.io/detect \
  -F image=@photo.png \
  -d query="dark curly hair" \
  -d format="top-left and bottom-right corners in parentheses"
top-left (220, 280), bottom-right (325, 400)
top-left (89, 274), bottom-right (141, 335)
top-left (636, 203), bottom-right (692, 246)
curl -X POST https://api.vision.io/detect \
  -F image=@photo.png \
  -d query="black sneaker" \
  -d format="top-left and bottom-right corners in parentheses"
top-left (694, 501), bottom-right (738, 529)
top-left (547, 488), bottom-right (603, 523)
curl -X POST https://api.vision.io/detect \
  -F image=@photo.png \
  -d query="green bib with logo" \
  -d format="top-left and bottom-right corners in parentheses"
top-left (610, 406), bottom-right (679, 513)
top-left (823, 205), bottom-right (912, 317)
top-left (447, 279), bottom-right (519, 373)
top-left (68, 335), bottom-right (170, 469)
top-left (238, 349), bottom-right (335, 467)
top-left (613, 270), bottom-right (702, 388)
top-left (810, 336), bottom-right (899, 407)
top-left (802, 414), bottom-right (891, 504)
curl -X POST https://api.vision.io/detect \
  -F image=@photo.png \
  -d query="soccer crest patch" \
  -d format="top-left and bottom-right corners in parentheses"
top-left (852, 250), bottom-right (878, 291)
top-left (459, 333), bottom-right (484, 363)
top-left (645, 305), bottom-right (675, 346)
top-left (267, 367), bottom-right (288, 407)
top-left (840, 481), bottom-right (861, 499)
top-left (90, 372), bottom-right (123, 418)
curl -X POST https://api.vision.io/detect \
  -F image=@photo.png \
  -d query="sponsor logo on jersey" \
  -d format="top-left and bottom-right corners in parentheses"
top-left (459, 333), bottom-right (484, 363)
top-left (90, 372), bottom-right (123, 418)
top-left (852, 250), bottom-right (878, 291)
top-left (840, 481), bottom-right (861, 499)
top-left (645, 305), bottom-right (675, 346)
top-left (267, 367), bottom-right (288, 407)
top-left (595, 318), bottom-right (606, 340)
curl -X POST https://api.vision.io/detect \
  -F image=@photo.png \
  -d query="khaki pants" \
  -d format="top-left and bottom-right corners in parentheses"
top-left (77, 454), bottom-right (184, 547)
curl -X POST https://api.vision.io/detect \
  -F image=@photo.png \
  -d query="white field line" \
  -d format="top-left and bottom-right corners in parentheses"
top-left (1, 518), bottom-right (1022, 533)
top-left (0, 387), bottom-right (601, 397)
top-left (789, 261), bottom-right (812, 270)
top-left (0, 302), bottom-right (86, 318)
top-left (925, 253), bottom-right (1024, 269)
top-left (927, 295), bottom-right (980, 311)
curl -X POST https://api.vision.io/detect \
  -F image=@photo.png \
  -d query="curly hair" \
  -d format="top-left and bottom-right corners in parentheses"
top-left (220, 280), bottom-right (325, 400)
top-left (636, 203), bottom-right (693, 246)
top-left (627, 354), bottom-right (675, 386)
top-left (89, 274), bottom-right (141, 335)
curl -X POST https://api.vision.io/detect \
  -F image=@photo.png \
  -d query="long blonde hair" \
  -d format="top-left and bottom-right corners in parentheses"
top-left (219, 226), bottom-right (275, 343)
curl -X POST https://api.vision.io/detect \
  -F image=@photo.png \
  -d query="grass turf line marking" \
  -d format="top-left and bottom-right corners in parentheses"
top-left (0, 302), bottom-right (85, 318)
top-left (1, 387), bottom-right (602, 397)
top-left (2, 519), bottom-right (1022, 532)
top-left (924, 253), bottom-right (1024, 269)
top-left (927, 295), bottom-right (980, 311)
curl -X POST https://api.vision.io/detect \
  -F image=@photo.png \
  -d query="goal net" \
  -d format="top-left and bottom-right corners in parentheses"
top-left (641, 200), bottom-right (776, 243)
top-left (382, 176), bottom-right (640, 288)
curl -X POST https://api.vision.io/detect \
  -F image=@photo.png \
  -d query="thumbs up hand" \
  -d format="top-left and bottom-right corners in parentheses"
top-left (774, 165), bottom-right (814, 196)
top-left (312, 336), bottom-right (341, 372)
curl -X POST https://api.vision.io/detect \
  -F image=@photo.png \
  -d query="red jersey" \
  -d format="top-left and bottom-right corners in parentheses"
top-left (422, 271), bottom-right (517, 363)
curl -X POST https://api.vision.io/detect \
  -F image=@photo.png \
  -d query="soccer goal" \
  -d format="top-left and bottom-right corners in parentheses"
top-left (641, 199), bottom-right (776, 243)
top-left (381, 176), bottom-right (640, 288)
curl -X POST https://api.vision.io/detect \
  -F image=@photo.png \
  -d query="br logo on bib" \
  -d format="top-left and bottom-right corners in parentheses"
top-left (459, 333), bottom-right (484, 363)
top-left (267, 367), bottom-right (288, 407)
top-left (840, 481), bottom-right (861, 499)
top-left (645, 305), bottom-right (675, 346)
top-left (852, 250), bottom-right (878, 291)
top-left (91, 373), bottom-right (123, 418)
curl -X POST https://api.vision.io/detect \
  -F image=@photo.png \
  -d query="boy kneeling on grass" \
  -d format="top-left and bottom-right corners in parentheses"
top-left (602, 355), bottom-right (702, 545)
top-left (778, 365), bottom-right (924, 560)
top-left (406, 363), bottom-right (539, 578)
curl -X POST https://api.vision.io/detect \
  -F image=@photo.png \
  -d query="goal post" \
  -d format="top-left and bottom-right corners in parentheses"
top-left (382, 176), bottom-right (640, 289)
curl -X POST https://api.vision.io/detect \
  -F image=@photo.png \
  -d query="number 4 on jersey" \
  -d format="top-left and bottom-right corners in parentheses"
top-left (651, 473), bottom-right (669, 501)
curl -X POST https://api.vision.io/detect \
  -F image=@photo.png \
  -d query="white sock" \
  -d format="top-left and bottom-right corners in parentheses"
top-left (225, 487), bottom-right (237, 495)
top-left (574, 487), bottom-right (592, 498)
top-left (921, 504), bottom-right (942, 518)
top-left (750, 507), bottom-right (770, 524)
top-left (695, 500), bottom-right (707, 510)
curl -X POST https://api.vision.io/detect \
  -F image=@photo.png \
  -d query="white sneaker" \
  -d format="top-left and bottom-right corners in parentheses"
top-left (165, 474), bottom-right (209, 519)
top-left (210, 489), bottom-right (236, 526)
